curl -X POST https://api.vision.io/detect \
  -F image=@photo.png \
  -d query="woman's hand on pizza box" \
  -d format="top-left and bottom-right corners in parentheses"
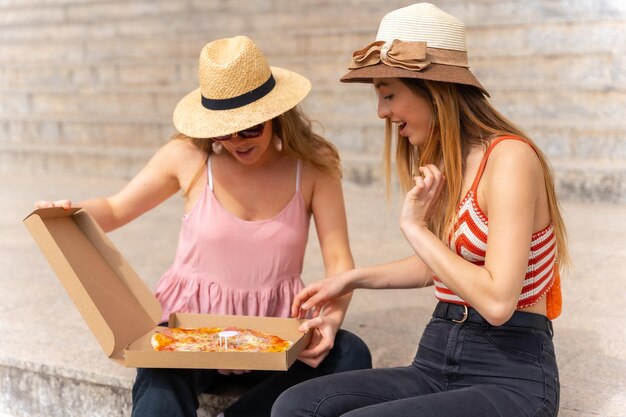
top-left (296, 315), bottom-right (340, 368)
top-left (34, 199), bottom-right (72, 210)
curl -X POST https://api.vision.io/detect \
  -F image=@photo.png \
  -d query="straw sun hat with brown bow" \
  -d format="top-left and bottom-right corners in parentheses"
top-left (341, 2), bottom-right (489, 96)
top-left (174, 36), bottom-right (311, 139)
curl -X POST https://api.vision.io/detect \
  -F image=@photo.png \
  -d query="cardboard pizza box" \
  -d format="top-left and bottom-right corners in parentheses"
top-left (23, 207), bottom-right (311, 371)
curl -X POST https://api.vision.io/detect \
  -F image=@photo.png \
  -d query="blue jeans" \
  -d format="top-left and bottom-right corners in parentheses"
top-left (131, 329), bottom-right (372, 417)
top-left (272, 303), bottom-right (559, 417)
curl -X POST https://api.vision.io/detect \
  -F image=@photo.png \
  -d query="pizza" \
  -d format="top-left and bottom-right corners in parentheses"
top-left (150, 326), bottom-right (293, 353)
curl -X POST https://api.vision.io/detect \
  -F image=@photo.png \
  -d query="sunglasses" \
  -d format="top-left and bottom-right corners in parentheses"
top-left (210, 122), bottom-right (266, 141)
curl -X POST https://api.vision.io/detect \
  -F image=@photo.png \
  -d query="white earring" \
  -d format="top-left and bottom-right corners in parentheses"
top-left (212, 141), bottom-right (223, 154)
top-left (273, 136), bottom-right (283, 152)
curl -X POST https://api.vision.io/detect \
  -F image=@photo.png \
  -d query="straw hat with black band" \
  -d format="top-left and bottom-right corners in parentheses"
top-left (173, 35), bottom-right (311, 139)
top-left (341, 2), bottom-right (489, 97)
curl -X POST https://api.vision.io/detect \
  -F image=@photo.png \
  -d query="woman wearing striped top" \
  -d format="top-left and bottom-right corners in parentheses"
top-left (273, 3), bottom-right (568, 417)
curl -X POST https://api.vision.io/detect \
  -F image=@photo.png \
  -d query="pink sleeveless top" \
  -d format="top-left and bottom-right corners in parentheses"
top-left (154, 158), bottom-right (309, 323)
top-left (433, 136), bottom-right (559, 314)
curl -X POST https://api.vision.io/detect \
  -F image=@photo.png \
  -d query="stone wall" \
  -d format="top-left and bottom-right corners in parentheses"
top-left (0, 0), bottom-right (624, 201)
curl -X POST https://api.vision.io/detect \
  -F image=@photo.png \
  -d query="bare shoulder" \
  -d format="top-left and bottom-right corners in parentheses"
top-left (299, 161), bottom-right (342, 207)
top-left (487, 139), bottom-right (542, 178)
top-left (158, 137), bottom-right (205, 161)
top-left (148, 138), bottom-right (205, 174)
top-left (480, 138), bottom-right (546, 213)
top-left (302, 161), bottom-right (341, 188)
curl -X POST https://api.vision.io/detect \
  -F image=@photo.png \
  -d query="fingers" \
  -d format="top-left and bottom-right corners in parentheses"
top-left (291, 282), bottom-right (326, 318)
top-left (418, 165), bottom-right (442, 188)
top-left (411, 165), bottom-right (445, 196)
top-left (297, 328), bottom-right (332, 367)
top-left (300, 292), bottom-right (328, 313)
top-left (297, 350), bottom-right (330, 368)
top-left (298, 316), bottom-right (323, 333)
top-left (291, 284), bottom-right (315, 317)
top-left (34, 199), bottom-right (72, 210)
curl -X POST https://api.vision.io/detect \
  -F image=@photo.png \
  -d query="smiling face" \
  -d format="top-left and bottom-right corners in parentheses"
top-left (374, 78), bottom-right (433, 147)
top-left (221, 119), bottom-right (276, 164)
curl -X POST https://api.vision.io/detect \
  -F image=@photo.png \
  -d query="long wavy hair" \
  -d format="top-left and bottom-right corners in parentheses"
top-left (175, 105), bottom-right (341, 197)
top-left (383, 79), bottom-right (569, 270)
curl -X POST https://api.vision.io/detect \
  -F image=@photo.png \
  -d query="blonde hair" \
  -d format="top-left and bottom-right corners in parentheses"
top-left (274, 106), bottom-right (342, 177)
top-left (175, 105), bottom-right (341, 197)
top-left (383, 79), bottom-right (569, 271)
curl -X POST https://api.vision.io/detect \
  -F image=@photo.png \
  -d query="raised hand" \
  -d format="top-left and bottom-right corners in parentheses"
top-left (400, 164), bottom-right (446, 232)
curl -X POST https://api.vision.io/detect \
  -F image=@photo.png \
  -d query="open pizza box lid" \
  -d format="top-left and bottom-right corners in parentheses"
top-left (23, 208), bottom-right (311, 370)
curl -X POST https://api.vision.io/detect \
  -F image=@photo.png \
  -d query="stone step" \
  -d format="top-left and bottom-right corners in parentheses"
top-left (0, 144), bottom-right (381, 185)
top-left (0, 1), bottom-right (622, 48)
top-left (0, 143), bottom-right (623, 202)
top-left (0, 35), bottom-right (209, 65)
top-left (1, 52), bottom-right (620, 95)
top-left (0, 361), bottom-right (238, 417)
top-left (2, 86), bottom-right (623, 133)
top-left (550, 158), bottom-right (626, 203)
top-left (0, 59), bottom-right (198, 89)
top-left (8, 85), bottom-right (626, 129)
top-left (0, 17), bottom-right (622, 66)
top-left (0, 31), bottom-right (334, 66)
top-left (0, 5), bottom-right (363, 40)
top-left (0, 0), bottom-right (621, 26)
top-left (0, 54), bottom-right (346, 90)
top-left (313, 86), bottom-right (626, 126)
top-left (1, 113), bottom-right (624, 161)
top-left (0, 114), bottom-right (175, 148)
top-left (0, 88), bottom-right (183, 118)
top-left (0, 143), bottom-right (154, 179)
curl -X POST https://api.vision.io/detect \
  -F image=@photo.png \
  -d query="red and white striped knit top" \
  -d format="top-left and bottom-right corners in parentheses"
top-left (433, 136), bottom-right (558, 309)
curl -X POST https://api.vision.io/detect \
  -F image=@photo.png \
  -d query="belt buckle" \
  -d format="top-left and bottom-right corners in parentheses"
top-left (452, 305), bottom-right (469, 323)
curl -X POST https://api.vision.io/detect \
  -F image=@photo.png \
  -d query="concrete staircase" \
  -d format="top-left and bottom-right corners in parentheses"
top-left (1, 0), bottom-right (625, 200)
top-left (1, 1), bottom-right (626, 416)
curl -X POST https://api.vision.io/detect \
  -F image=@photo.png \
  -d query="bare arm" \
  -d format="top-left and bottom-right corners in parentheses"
top-left (400, 141), bottom-right (544, 325)
top-left (293, 254), bottom-right (432, 315)
top-left (295, 170), bottom-right (353, 366)
top-left (35, 140), bottom-right (194, 231)
top-left (307, 172), bottom-right (433, 298)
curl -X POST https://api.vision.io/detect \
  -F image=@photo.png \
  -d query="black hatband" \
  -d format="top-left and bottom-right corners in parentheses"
top-left (201, 74), bottom-right (276, 110)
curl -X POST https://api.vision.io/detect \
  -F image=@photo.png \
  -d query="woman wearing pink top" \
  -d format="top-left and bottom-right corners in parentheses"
top-left (35, 36), bottom-right (371, 417)
top-left (273, 3), bottom-right (568, 417)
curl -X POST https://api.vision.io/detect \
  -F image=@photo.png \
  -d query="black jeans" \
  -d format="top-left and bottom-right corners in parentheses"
top-left (272, 303), bottom-right (559, 417)
top-left (131, 329), bottom-right (372, 417)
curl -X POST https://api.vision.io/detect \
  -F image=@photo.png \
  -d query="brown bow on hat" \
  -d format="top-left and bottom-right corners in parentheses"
top-left (349, 39), bottom-right (471, 72)
top-left (351, 40), bottom-right (430, 71)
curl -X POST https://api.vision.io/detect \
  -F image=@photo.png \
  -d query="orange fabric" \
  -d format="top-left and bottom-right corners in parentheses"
top-left (546, 265), bottom-right (562, 320)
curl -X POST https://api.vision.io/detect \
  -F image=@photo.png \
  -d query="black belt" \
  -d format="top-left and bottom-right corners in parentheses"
top-left (433, 301), bottom-right (552, 333)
